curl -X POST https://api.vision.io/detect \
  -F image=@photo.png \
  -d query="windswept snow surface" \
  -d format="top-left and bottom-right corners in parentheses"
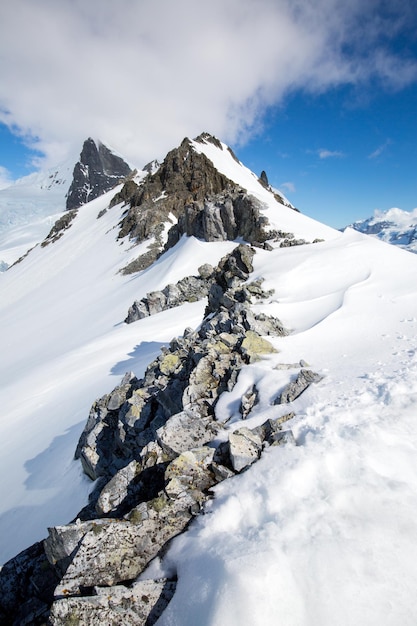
top-left (0, 139), bottom-right (417, 624)
top-left (155, 231), bottom-right (417, 626)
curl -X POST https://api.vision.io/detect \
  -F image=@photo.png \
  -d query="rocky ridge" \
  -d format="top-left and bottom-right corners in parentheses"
top-left (0, 243), bottom-right (323, 625)
top-left (113, 133), bottom-right (303, 274)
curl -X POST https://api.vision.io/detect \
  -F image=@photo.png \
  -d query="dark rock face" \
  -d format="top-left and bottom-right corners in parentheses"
top-left (66, 138), bottom-right (132, 210)
top-left (117, 134), bottom-right (274, 273)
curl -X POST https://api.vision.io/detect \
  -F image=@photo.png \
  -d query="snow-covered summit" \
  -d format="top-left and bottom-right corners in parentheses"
top-left (347, 206), bottom-right (417, 253)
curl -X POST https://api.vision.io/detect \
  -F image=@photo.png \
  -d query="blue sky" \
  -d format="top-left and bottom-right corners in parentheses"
top-left (236, 83), bottom-right (417, 228)
top-left (1, 0), bottom-right (417, 229)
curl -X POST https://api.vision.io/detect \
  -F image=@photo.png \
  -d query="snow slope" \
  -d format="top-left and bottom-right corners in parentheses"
top-left (0, 162), bottom-right (75, 267)
top-left (348, 206), bottom-right (417, 254)
top-left (1, 137), bottom-right (417, 625)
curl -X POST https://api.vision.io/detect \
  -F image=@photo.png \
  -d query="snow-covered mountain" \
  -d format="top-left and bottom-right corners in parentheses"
top-left (347, 207), bottom-right (417, 253)
top-left (1, 133), bottom-right (417, 625)
top-left (0, 138), bottom-right (133, 270)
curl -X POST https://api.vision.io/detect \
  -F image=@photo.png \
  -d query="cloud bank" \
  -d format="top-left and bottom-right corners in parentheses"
top-left (0, 0), bottom-right (416, 168)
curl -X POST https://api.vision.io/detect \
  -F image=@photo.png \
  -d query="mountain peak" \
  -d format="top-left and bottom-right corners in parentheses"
top-left (348, 207), bottom-right (417, 253)
top-left (66, 137), bottom-right (133, 210)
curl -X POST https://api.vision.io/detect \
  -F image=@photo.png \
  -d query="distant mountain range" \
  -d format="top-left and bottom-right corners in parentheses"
top-left (347, 207), bottom-right (417, 253)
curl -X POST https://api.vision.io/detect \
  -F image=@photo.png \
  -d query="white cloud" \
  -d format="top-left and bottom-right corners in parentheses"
top-left (280, 181), bottom-right (296, 193)
top-left (0, 165), bottom-right (13, 190)
top-left (0, 0), bottom-right (416, 168)
top-left (318, 149), bottom-right (345, 159)
top-left (368, 139), bottom-right (391, 159)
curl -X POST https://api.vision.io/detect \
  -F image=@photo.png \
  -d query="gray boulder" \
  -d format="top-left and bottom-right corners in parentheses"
top-left (49, 579), bottom-right (176, 626)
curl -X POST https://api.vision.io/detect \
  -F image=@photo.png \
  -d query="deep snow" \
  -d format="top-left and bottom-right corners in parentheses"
top-left (1, 137), bottom-right (417, 625)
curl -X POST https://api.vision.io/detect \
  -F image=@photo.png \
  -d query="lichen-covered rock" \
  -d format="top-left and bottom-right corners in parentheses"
top-left (96, 460), bottom-right (140, 515)
top-left (156, 411), bottom-right (217, 458)
top-left (52, 515), bottom-right (184, 598)
top-left (49, 578), bottom-right (176, 625)
top-left (165, 447), bottom-right (216, 497)
top-left (240, 330), bottom-right (277, 362)
top-left (228, 428), bottom-right (263, 472)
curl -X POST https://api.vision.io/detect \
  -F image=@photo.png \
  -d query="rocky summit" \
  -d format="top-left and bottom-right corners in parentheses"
top-left (66, 137), bottom-right (133, 210)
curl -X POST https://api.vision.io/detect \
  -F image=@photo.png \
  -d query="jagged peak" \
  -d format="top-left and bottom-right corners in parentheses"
top-left (66, 137), bottom-right (133, 210)
top-left (194, 131), bottom-right (224, 150)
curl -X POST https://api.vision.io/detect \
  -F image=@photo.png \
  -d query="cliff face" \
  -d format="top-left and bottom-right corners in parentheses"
top-left (66, 138), bottom-right (132, 210)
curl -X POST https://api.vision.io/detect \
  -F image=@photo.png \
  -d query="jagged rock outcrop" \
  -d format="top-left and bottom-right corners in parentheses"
top-left (76, 245), bottom-right (286, 483)
top-left (274, 368), bottom-right (324, 404)
top-left (124, 243), bottom-right (275, 324)
top-left (41, 210), bottom-right (77, 247)
top-left (117, 134), bottom-right (277, 273)
top-left (66, 138), bottom-right (132, 210)
top-left (49, 578), bottom-right (176, 626)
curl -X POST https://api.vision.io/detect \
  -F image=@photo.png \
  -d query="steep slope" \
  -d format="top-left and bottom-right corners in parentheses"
top-left (1, 134), bottom-right (417, 625)
top-left (347, 206), bottom-right (417, 253)
top-left (0, 138), bottom-right (134, 269)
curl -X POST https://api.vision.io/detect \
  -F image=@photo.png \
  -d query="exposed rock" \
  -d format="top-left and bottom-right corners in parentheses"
top-left (259, 170), bottom-right (269, 188)
top-left (50, 518), bottom-right (179, 597)
top-left (49, 578), bottom-right (176, 626)
top-left (109, 177), bottom-right (139, 208)
top-left (270, 430), bottom-right (297, 447)
top-left (117, 135), bottom-right (278, 273)
top-left (0, 541), bottom-right (58, 625)
top-left (156, 411), bottom-right (217, 458)
top-left (0, 135), bottom-right (324, 625)
top-left (240, 384), bottom-right (259, 419)
top-left (96, 460), bottom-right (140, 516)
top-left (125, 274), bottom-right (212, 324)
top-left (274, 369), bottom-right (324, 404)
top-left (165, 447), bottom-right (216, 498)
top-left (198, 263), bottom-right (214, 279)
top-left (228, 428), bottom-right (262, 472)
top-left (240, 330), bottom-right (277, 362)
top-left (66, 138), bottom-right (132, 210)
top-left (41, 210), bottom-right (77, 247)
